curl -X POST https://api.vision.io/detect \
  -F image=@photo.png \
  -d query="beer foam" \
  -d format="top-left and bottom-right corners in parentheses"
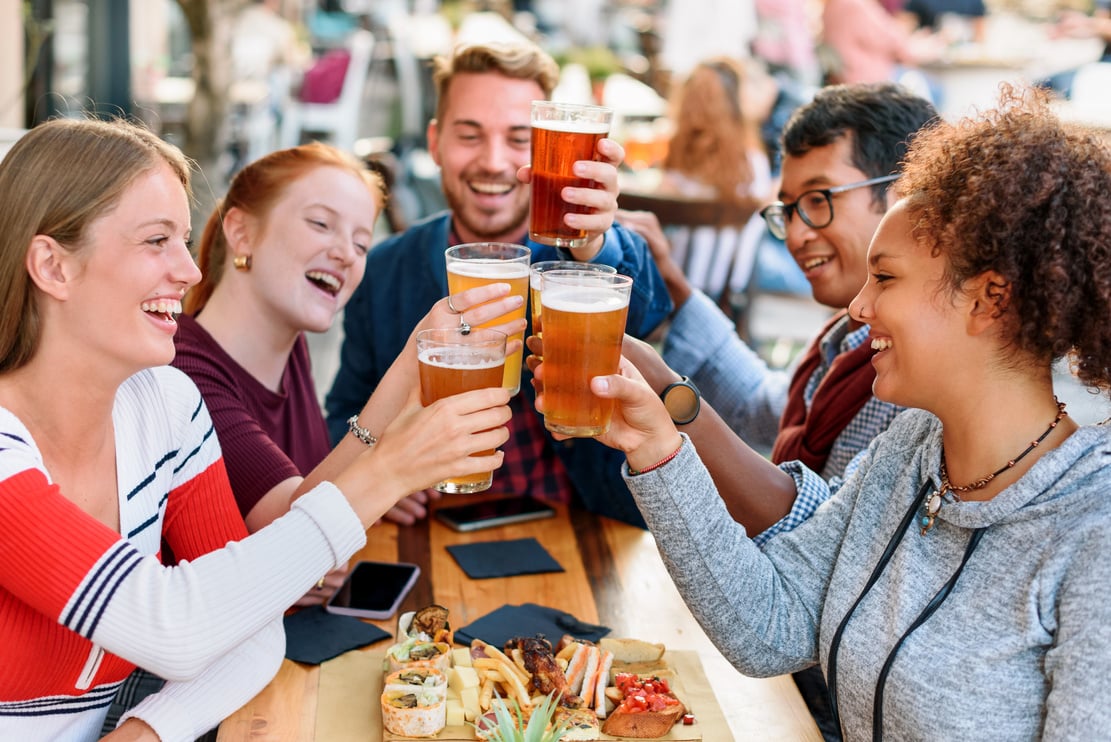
top-left (418, 348), bottom-right (504, 369)
top-left (541, 287), bottom-right (629, 313)
top-left (448, 261), bottom-right (529, 279)
top-left (532, 119), bottom-right (610, 135)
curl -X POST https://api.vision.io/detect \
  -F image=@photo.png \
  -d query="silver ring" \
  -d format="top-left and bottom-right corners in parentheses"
top-left (459, 317), bottom-right (471, 335)
top-left (445, 295), bottom-right (461, 314)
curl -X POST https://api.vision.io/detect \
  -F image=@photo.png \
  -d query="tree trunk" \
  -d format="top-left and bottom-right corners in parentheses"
top-left (174, 0), bottom-right (249, 227)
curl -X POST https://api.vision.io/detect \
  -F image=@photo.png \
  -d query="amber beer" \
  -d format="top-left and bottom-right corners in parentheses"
top-left (445, 243), bottom-right (530, 395)
top-left (528, 261), bottom-right (617, 336)
top-left (417, 328), bottom-right (507, 493)
top-left (529, 101), bottom-right (613, 248)
top-left (540, 271), bottom-right (633, 437)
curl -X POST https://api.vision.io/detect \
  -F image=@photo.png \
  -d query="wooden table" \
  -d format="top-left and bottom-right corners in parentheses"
top-left (217, 496), bottom-right (822, 741)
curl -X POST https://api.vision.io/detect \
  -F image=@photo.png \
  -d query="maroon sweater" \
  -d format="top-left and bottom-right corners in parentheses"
top-left (172, 314), bottom-right (331, 519)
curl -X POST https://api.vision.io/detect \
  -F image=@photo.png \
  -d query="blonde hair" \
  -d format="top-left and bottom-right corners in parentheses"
top-left (0, 118), bottom-right (191, 373)
top-left (432, 41), bottom-right (560, 122)
top-left (662, 57), bottom-right (762, 203)
top-left (186, 141), bottom-right (385, 314)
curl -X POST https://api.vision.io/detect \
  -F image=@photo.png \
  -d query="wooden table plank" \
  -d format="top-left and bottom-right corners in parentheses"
top-left (218, 496), bottom-right (822, 741)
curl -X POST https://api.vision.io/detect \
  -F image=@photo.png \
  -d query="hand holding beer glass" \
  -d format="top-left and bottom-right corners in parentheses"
top-left (445, 243), bottom-right (530, 395)
top-left (538, 270), bottom-right (633, 437)
top-left (529, 101), bottom-right (614, 248)
top-left (417, 328), bottom-right (507, 493)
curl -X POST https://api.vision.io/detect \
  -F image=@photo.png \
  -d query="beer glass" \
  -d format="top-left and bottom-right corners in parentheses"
top-left (539, 270), bottom-right (633, 437)
top-left (416, 328), bottom-right (507, 494)
top-left (445, 243), bottom-right (530, 395)
top-left (528, 261), bottom-right (617, 336)
top-left (529, 101), bottom-right (614, 248)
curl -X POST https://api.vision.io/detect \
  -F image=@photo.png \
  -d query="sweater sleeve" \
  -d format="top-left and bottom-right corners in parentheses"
top-left (0, 467), bottom-right (363, 680)
top-left (119, 617), bottom-right (285, 742)
top-left (1041, 522), bottom-right (1111, 738)
top-left (623, 434), bottom-right (854, 678)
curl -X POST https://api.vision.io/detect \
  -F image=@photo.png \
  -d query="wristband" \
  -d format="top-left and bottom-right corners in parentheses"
top-left (627, 440), bottom-right (683, 476)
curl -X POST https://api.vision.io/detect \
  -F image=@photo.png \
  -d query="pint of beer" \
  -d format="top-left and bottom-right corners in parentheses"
top-left (529, 101), bottom-right (613, 248)
top-left (528, 260), bottom-right (617, 336)
top-left (417, 328), bottom-right (507, 494)
top-left (539, 270), bottom-right (633, 437)
top-left (445, 243), bottom-right (530, 395)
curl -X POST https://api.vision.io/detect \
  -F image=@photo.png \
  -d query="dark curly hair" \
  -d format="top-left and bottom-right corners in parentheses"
top-left (898, 85), bottom-right (1111, 391)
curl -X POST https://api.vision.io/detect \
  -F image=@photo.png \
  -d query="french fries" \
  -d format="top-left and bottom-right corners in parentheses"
top-left (472, 655), bottom-right (532, 712)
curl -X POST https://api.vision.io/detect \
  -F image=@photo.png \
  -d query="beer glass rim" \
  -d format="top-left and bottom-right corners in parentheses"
top-left (415, 327), bottom-right (508, 348)
top-left (529, 260), bottom-right (618, 274)
top-left (538, 269), bottom-right (633, 290)
top-left (531, 100), bottom-right (614, 118)
top-left (445, 243), bottom-right (531, 262)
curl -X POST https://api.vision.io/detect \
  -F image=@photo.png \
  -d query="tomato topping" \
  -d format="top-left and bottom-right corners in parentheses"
top-left (614, 673), bottom-right (680, 713)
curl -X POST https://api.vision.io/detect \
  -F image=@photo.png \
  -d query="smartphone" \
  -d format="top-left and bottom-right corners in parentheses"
top-left (435, 496), bottom-right (556, 532)
top-left (325, 560), bottom-right (420, 620)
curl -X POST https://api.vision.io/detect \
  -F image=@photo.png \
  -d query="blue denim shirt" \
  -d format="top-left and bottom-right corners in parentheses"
top-left (324, 212), bottom-right (673, 526)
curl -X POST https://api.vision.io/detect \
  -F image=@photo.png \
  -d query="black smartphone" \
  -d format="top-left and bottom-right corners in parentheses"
top-left (435, 496), bottom-right (556, 532)
top-left (325, 560), bottom-right (420, 620)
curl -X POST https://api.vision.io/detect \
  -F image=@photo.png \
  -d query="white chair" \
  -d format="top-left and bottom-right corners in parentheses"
top-left (1070, 62), bottom-right (1111, 118)
top-left (280, 29), bottom-right (374, 152)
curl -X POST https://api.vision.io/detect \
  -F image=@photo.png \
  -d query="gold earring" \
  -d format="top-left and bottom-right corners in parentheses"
top-left (233, 254), bottom-right (252, 271)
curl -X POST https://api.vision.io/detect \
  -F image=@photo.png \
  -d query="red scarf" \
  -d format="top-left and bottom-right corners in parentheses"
top-left (770, 310), bottom-right (877, 473)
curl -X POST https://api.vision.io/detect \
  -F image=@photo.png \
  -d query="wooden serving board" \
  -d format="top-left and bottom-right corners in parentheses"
top-left (315, 650), bottom-right (724, 741)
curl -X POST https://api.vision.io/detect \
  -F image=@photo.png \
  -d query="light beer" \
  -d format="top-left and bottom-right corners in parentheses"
top-left (528, 261), bottom-right (617, 337)
top-left (540, 273), bottom-right (632, 437)
top-left (417, 330), bottom-right (507, 494)
top-left (529, 102), bottom-right (613, 248)
top-left (445, 243), bottom-right (530, 395)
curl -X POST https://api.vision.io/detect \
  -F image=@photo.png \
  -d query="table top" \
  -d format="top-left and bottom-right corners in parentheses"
top-left (216, 495), bottom-right (822, 741)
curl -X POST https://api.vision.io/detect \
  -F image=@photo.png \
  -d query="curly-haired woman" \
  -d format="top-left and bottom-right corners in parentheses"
top-left (544, 86), bottom-right (1111, 739)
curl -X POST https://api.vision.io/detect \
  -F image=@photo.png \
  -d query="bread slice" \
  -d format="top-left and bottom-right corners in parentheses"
top-left (554, 706), bottom-right (601, 740)
top-left (600, 701), bottom-right (686, 738)
top-left (598, 637), bottom-right (665, 664)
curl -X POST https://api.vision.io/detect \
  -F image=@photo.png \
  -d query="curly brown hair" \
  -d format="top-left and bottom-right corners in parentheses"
top-left (898, 85), bottom-right (1111, 390)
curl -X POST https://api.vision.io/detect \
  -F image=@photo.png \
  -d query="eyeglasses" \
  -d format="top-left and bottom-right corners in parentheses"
top-left (759, 174), bottom-right (900, 240)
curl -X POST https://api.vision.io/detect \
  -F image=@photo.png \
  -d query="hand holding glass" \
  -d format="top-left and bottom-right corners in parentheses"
top-left (445, 243), bottom-right (530, 395)
top-left (529, 101), bottom-right (614, 248)
top-left (539, 270), bottom-right (632, 437)
top-left (417, 328), bottom-right (507, 493)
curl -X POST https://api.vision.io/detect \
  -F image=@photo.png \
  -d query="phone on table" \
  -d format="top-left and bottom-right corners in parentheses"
top-left (325, 560), bottom-right (420, 620)
top-left (435, 496), bottom-right (556, 532)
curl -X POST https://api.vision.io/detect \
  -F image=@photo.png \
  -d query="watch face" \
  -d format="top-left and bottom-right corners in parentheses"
top-left (664, 383), bottom-right (699, 424)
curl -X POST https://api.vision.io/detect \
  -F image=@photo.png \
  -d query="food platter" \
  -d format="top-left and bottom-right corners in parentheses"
top-left (372, 650), bottom-right (715, 741)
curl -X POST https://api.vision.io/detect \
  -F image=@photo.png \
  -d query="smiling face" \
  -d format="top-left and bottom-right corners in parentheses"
top-left (849, 201), bottom-right (967, 411)
top-left (427, 71), bottom-right (542, 244)
top-left (241, 165), bottom-right (378, 334)
top-left (778, 135), bottom-right (891, 311)
top-left (64, 162), bottom-right (200, 375)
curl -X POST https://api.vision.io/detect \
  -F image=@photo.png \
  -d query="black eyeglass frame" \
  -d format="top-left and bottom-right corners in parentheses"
top-left (759, 173), bottom-right (900, 240)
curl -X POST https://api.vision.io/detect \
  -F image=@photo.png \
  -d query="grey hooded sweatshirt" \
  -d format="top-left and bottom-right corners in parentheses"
top-left (624, 409), bottom-right (1111, 741)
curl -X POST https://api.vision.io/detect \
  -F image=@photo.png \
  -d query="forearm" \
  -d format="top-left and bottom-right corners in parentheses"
top-left (120, 619), bottom-right (285, 742)
top-left (683, 403), bottom-right (799, 533)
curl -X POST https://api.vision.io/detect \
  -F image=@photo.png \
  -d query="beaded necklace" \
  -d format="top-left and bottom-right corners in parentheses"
top-left (919, 398), bottom-right (1068, 535)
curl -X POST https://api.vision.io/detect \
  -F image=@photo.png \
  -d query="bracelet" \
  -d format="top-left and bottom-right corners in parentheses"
top-left (346, 415), bottom-right (378, 448)
top-left (627, 440), bottom-right (683, 476)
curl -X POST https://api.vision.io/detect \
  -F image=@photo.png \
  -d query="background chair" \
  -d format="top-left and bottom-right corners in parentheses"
top-left (280, 29), bottom-right (374, 152)
top-left (618, 192), bottom-right (763, 335)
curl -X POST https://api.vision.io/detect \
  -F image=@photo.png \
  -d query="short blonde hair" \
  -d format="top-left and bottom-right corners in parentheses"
top-left (0, 118), bottom-right (191, 372)
top-left (432, 41), bottom-right (560, 122)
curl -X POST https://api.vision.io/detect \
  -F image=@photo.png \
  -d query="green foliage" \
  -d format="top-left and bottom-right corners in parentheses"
top-left (476, 692), bottom-right (571, 742)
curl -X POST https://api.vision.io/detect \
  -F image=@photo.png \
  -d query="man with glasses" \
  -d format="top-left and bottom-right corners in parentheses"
top-left (619, 82), bottom-right (937, 740)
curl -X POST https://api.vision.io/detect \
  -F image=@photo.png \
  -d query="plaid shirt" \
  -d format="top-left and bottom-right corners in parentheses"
top-left (487, 392), bottom-right (575, 503)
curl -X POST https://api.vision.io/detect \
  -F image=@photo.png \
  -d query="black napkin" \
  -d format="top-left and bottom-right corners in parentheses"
top-left (454, 603), bottom-right (610, 648)
top-left (283, 605), bottom-right (391, 665)
top-left (446, 537), bottom-right (564, 579)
